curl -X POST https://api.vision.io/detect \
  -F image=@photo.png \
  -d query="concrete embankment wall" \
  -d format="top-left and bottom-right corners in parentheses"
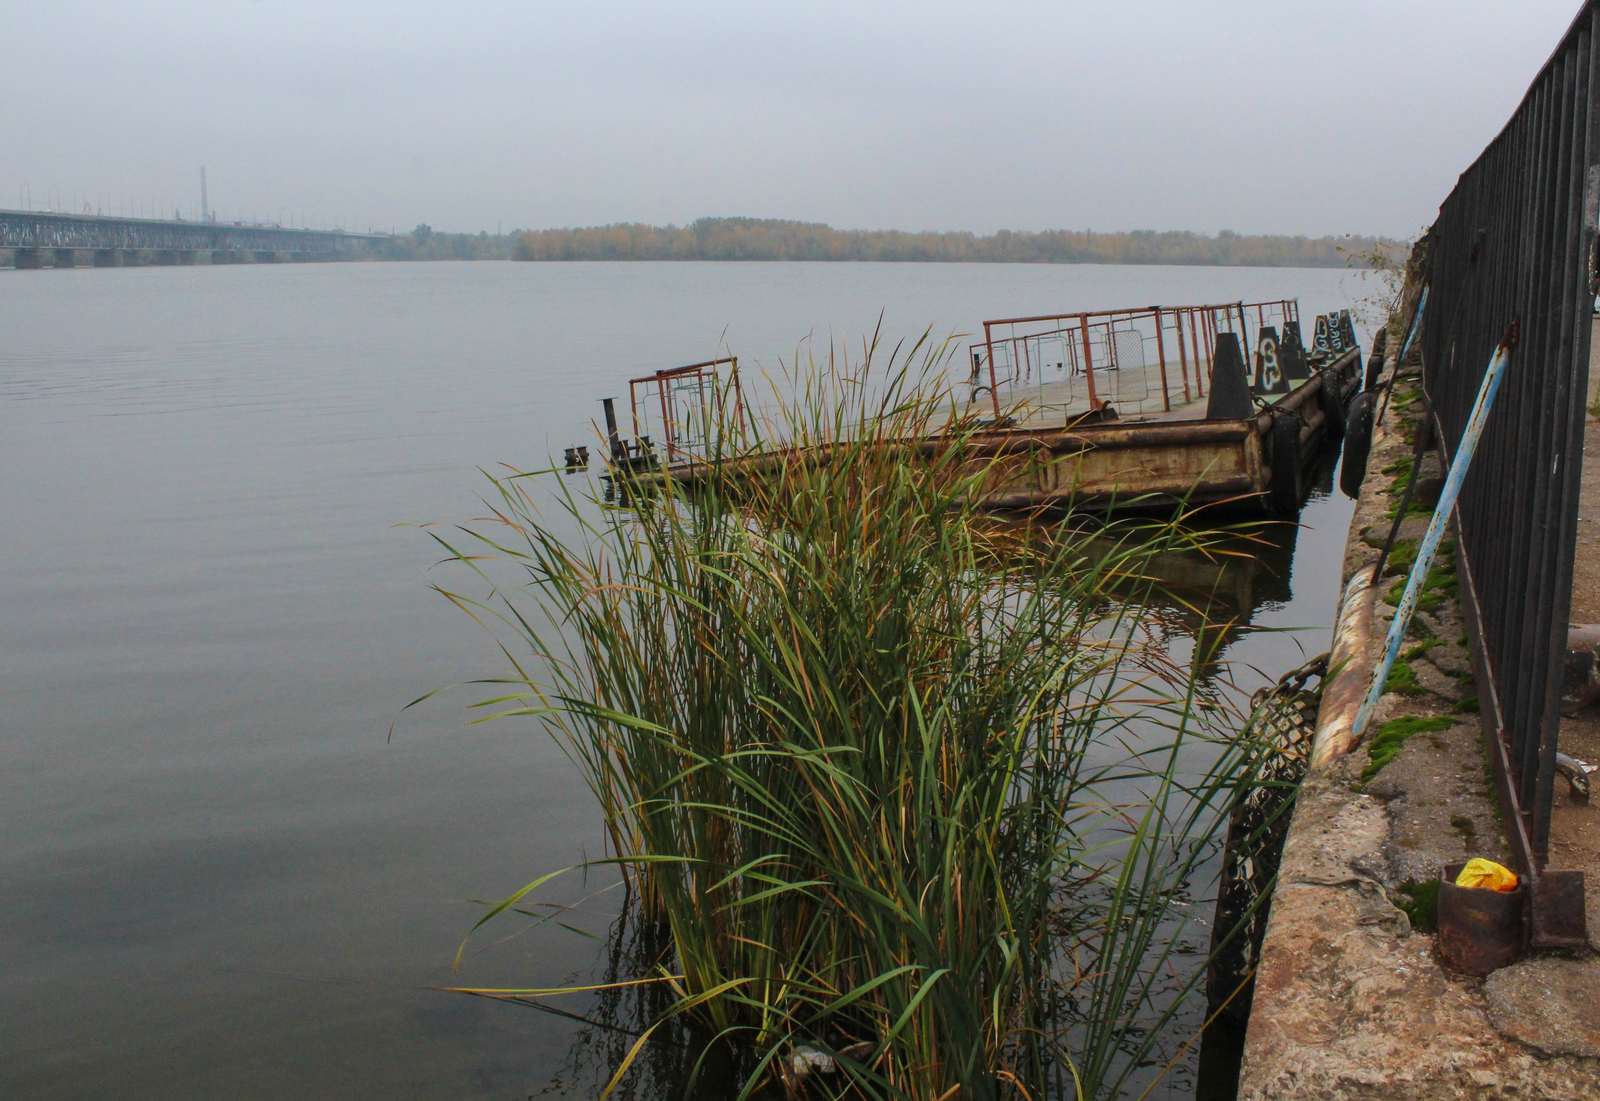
top-left (1237, 289), bottom-right (1600, 1099)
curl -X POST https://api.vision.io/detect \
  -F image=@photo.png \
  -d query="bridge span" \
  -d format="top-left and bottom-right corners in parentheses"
top-left (0, 209), bottom-right (388, 268)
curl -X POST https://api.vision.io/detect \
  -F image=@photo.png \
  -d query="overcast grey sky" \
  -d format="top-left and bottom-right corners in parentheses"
top-left (2, 0), bottom-right (1585, 237)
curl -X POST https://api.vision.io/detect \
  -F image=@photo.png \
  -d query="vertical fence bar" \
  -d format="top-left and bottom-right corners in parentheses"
top-left (983, 322), bottom-right (1000, 421)
top-left (1174, 308), bottom-right (1193, 403)
top-left (1079, 312), bottom-right (1099, 407)
top-left (1190, 305), bottom-right (1203, 395)
top-left (1153, 306), bottom-right (1172, 411)
top-left (656, 373), bottom-right (675, 461)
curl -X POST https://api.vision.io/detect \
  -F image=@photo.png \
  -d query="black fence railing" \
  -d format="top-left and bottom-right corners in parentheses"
top-left (1420, 0), bottom-right (1595, 945)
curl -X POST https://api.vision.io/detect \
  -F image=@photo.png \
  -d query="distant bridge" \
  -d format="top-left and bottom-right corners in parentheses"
top-left (0, 209), bottom-right (388, 267)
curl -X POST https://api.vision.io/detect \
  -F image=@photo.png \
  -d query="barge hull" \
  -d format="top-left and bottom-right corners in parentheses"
top-left (970, 348), bottom-right (1360, 513)
top-left (646, 348), bottom-right (1362, 517)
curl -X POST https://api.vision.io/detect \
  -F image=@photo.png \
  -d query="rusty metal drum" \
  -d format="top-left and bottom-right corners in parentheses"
top-left (1437, 862), bottom-right (1526, 976)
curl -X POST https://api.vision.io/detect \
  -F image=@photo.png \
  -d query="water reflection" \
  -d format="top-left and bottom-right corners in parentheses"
top-left (499, 906), bottom-right (759, 1099)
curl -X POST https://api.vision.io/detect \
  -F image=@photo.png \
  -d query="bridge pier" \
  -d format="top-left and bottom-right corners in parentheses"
top-left (13, 247), bottom-right (43, 269)
top-left (254, 250), bottom-right (280, 263)
top-left (92, 249), bottom-right (124, 267)
top-left (52, 248), bottom-right (79, 268)
top-left (173, 250), bottom-right (196, 265)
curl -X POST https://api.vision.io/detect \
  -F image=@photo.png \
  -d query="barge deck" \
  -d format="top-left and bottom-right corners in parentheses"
top-left (594, 298), bottom-right (1364, 516)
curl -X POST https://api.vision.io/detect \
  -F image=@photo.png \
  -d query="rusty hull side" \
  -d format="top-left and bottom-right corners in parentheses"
top-left (971, 348), bottom-right (1357, 511)
top-left (967, 416), bottom-right (1264, 510)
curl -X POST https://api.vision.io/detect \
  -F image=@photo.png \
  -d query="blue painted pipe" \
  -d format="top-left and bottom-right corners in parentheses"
top-left (1353, 334), bottom-right (1511, 740)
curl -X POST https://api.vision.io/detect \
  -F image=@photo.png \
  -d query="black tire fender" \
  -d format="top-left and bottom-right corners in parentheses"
top-left (1340, 391), bottom-right (1376, 500)
top-left (1318, 376), bottom-right (1348, 441)
top-left (1267, 410), bottom-right (1303, 515)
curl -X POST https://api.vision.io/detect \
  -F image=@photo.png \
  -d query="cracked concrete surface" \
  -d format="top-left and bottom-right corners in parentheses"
top-left (1244, 756), bottom-right (1600, 1100)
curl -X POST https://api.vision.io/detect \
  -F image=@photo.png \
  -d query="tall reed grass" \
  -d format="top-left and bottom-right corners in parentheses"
top-left (427, 332), bottom-right (1272, 1099)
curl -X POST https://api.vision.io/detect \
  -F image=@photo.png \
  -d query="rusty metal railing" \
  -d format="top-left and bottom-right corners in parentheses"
top-left (970, 299), bottom-right (1300, 423)
top-left (1419, 0), bottom-right (1596, 945)
top-left (628, 357), bottom-right (744, 464)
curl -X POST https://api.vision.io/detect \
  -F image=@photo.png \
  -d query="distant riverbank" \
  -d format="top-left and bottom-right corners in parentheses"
top-left (511, 216), bottom-right (1398, 268)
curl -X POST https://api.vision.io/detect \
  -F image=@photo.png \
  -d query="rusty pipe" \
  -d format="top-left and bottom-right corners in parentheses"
top-left (1310, 568), bottom-right (1379, 769)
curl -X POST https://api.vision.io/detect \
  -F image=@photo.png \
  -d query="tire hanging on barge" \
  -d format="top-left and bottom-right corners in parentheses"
top-left (1317, 374), bottom-right (1348, 442)
top-left (1339, 391), bottom-right (1377, 499)
top-left (1267, 410), bottom-right (1303, 514)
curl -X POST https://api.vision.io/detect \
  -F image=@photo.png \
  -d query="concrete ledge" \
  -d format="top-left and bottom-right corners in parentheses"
top-left (1239, 315), bottom-right (1600, 1099)
top-left (1244, 753), bottom-right (1600, 1099)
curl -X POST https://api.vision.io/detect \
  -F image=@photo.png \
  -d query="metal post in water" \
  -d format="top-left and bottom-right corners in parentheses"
top-left (601, 397), bottom-right (624, 461)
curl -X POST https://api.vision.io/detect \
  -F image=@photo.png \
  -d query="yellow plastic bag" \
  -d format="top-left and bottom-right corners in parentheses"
top-left (1455, 858), bottom-right (1519, 892)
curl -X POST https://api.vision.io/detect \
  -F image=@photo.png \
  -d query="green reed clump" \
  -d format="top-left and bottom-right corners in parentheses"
top-left (429, 332), bottom-right (1271, 1099)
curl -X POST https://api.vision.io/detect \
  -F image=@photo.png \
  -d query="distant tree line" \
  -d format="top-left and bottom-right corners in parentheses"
top-left (374, 224), bottom-right (518, 260)
top-left (511, 217), bottom-right (1400, 267)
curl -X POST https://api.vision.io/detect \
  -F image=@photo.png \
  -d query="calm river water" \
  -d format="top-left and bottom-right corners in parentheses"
top-left (1, 261), bottom-right (1365, 1098)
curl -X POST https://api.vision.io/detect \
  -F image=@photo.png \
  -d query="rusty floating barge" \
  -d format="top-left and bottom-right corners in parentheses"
top-left (584, 298), bottom-right (1363, 516)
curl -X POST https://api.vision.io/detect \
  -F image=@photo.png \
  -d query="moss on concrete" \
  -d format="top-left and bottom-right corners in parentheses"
top-left (1385, 660), bottom-right (1424, 696)
top-left (1365, 715), bottom-right (1456, 779)
top-left (1386, 537), bottom-right (1420, 576)
top-left (1395, 878), bottom-right (1440, 933)
top-left (1383, 543), bottom-right (1458, 611)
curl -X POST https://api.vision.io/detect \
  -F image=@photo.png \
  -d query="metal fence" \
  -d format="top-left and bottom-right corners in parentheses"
top-left (1420, 0), bottom-right (1597, 942)
top-left (627, 357), bottom-right (743, 464)
top-left (971, 300), bottom-right (1310, 424)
